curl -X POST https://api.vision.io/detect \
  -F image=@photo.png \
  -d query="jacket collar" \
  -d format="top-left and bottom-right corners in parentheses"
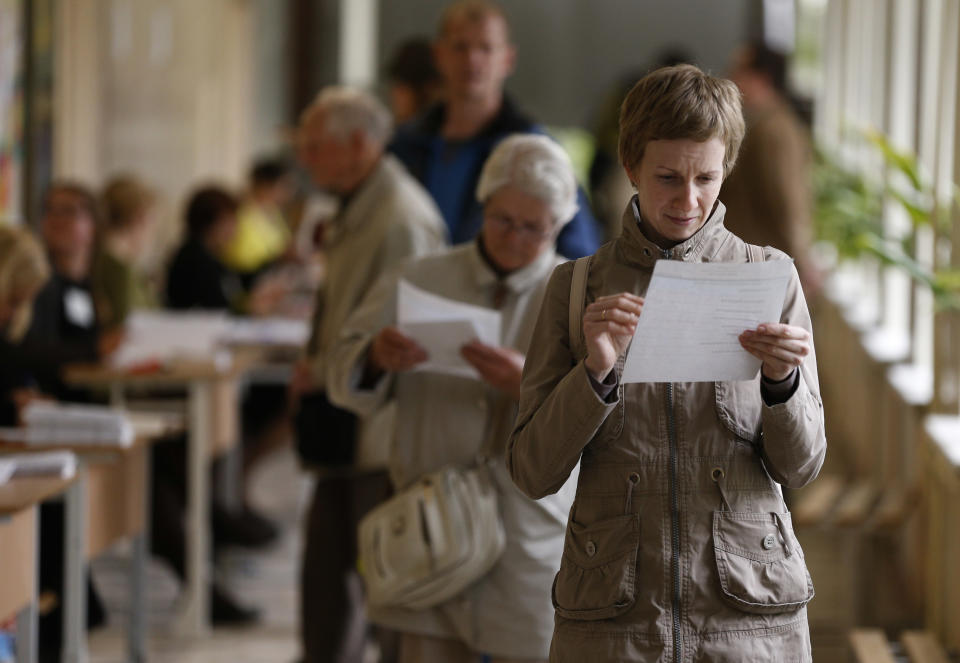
top-left (325, 155), bottom-right (398, 245)
top-left (615, 195), bottom-right (731, 268)
top-left (465, 237), bottom-right (559, 295)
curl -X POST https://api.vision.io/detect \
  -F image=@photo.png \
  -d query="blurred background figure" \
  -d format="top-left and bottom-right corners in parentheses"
top-left (721, 40), bottom-right (820, 293)
top-left (385, 37), bottom-right (442, 125)
top-left (91, 175), bottom-right (159, 330)
top-left (166, 185), bottom-right (287, 315)
top-left (292, 86), bottom-right (445, 663)
top-left (389, 0), bottom-right (601, 259)
top-left (221, 157), bottom-right (296, 278)
top-left (0, 224), bottom-right (51, 426)
top-left (328, 134), bottom-right (579, 663)
top-left (25, 182), bottom-right (122, 397)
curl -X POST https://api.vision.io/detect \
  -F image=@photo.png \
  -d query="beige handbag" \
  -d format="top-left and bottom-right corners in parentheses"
top-left (358, 461), bottom-right (506, 610)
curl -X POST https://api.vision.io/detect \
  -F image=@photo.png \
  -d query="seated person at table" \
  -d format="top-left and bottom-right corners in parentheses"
top-left (4, 185), bottom-right (112, 661)
top-left (22, 182), bottom-right (123, 398)
top-left (220, 158), bottom-right (295, 277)
top-left (91, 175), bottom-right (160, 330)
top-left (166, 185), bottom-right (286, 314)
top-left (0, 225), bottom-right (51, 425)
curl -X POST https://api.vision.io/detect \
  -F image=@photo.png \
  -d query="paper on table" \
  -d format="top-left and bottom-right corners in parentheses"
top-left (397, 280), bottom-right (501, 379)
top-left (110, 311), bottom-right (232, 370)
top-left (622, 259), bottom-right (794, 383)
top-left (0, 451), bottom-right (78, 484)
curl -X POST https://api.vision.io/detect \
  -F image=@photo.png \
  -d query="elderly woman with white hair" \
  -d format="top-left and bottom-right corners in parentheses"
top-left (327, 134), bottom-right (579, 663)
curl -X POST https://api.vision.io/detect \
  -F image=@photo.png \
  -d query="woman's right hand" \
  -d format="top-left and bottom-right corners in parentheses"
top-left (583, 293), bottom-right (644, 381)
top-left (368, 326), bottom-right (428, 373)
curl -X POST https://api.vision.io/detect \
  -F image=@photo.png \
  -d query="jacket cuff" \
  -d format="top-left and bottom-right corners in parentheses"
top-left (587, 367), bottom-right (618, 401)
top-left (760, 372), bottom-right (826, 484)
top-left (760, 368), bottom-right (799, 405)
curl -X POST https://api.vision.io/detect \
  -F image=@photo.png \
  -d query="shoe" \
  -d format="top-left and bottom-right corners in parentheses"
top-left (210, 584), bottom-right (261, 627)
top-left (212, 504), bottom-right (280, 549)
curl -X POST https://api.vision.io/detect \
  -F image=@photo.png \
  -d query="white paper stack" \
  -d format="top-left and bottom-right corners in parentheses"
top-left (224, 317), bottom-right (310, 347)
top-left (110, 311), bottom-right (233, 369)
top-left (397, 280), bottom-right (501, 380)
top-left (0, 451), bottom-right (78, 485)
top-left (10, 402), bottom-right (135, 447)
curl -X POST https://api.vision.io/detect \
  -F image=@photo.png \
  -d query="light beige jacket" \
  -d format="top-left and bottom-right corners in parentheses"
top-left (305, 154), bottom-right (446, 466)
top-left (327, 242), bottom-right (576, 658)
top-left (508, 198), bottom-right (826, 663)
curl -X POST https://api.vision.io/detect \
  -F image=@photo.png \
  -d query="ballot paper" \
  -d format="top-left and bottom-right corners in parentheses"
top-left (110, 311), bottom-right (233, 370)
top-left (224, 317), bottom-right (310, 347)
top-left (0, 451), bottom-right (78, 485)
top-left (397, 280), bottom-right (501, 379)
top-left (0, 402), bottom-right (136, 447)
top-left (621, 259), bottom-right (794, 383)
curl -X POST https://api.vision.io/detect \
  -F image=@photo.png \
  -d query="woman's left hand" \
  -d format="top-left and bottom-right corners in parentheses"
top-left (461, 341), bottom-right (525, 401)
top-left (738, 323), bottom-right (811, 381)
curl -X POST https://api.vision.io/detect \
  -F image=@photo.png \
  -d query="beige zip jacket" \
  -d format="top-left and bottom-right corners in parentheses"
top-left (508, 198), bottom-right (826, 663)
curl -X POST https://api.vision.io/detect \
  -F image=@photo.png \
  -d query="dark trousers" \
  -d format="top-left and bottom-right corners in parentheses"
top-left (300, 471), bottom-right (392, 663)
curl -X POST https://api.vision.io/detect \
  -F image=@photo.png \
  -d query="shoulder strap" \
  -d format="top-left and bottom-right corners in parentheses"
top-left (746, 243), bottom-right (764, 263)
top-left (568, 256), bottom-right (592, 360)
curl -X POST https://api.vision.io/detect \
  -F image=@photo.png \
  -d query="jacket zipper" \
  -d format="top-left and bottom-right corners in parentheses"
top-left (667, 381), bottom-right (681, 662)
top-left (662, 247), bottom-right (682, 662)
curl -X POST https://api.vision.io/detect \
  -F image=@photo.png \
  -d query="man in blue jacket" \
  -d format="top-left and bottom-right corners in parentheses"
top-left (389, 0), bottom-right (600, 259)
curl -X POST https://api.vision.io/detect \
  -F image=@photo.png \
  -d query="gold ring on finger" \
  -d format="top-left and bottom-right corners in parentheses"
top-left (602, 309), bottom-right (606, 321)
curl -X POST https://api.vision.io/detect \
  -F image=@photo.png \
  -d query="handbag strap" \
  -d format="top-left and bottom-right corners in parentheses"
top-left (745, 243), bottom-right (764, 263)
top-left (568, 255), bottom-right (592, 361)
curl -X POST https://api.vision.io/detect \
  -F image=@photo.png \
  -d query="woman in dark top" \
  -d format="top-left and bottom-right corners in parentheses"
top-left (0, 225), bottom-right (51, 425)
top-left (166, 186), bottom-right (247, 310)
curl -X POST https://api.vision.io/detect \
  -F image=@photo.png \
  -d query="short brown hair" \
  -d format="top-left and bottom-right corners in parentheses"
top-left (438, 0), bottom-right (510, 41)
top-left (101, 175), bottom-right (157, 233)
top-left (618, 64), bottom-right (745, 177)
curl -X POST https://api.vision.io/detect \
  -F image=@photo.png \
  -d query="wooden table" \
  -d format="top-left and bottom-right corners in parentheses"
top-left (0, 436), bottom-right (160, 663)
top-left (0, 476), bottom-right (75, 663)
top-left (65, 355), bottom-right (256, 640)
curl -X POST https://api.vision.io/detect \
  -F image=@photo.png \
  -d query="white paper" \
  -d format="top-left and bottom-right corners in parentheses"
top-left (13, 402), bottom-right (134, 447)
top-left (0, 460), bottom-right (14, 485)
top-left (0, 451), bottom-right (77, 482)
top-left (110, 311), bottom-right (232, 369)
top-left (225, 317), bottom-right (310, 347)
top-left (622, 259), bottom-right (794, 383)
top-left (397, 280), bottom-right (501, 379)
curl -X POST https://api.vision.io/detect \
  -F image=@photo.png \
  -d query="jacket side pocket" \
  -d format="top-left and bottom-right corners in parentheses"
top-left (713, 510), bottom-right (814, 615)
top-left (552, 512), bottom-right (640, 621)
top-left (714, 380), bottom-right (763, 444)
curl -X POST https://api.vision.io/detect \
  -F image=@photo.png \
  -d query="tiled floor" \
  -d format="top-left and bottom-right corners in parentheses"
top-left (88, 447), bottom-right (312, 663)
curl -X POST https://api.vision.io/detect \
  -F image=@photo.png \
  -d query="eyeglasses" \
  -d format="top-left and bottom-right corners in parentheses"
top-left (484, 212), bottom-right (555, 243)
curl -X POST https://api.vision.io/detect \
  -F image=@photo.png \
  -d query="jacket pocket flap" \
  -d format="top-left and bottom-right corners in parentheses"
top-left (552, 513), bottom-right (640, 621)
top-left (713, 511), bottom-right (814, 615)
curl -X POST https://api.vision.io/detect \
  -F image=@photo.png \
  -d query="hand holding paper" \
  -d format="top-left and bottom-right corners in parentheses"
top-left (739, 322), bottom-right (812, 381)
top-left (461, 341), bottom-right (524, 399)
top-left (621, 259), bottom-right (794, 383)
top-left (583, 293), bottom-right (644, 381)
top-left (396, 280), bottom-right (502, 380)
top-left (369, 326), bottom-right (429, 373)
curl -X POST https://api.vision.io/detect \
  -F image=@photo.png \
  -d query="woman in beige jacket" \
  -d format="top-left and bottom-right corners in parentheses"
top-left (328, 135), bottom-right (581, 662)
top-left (508, 65), bottom-right (826, 662)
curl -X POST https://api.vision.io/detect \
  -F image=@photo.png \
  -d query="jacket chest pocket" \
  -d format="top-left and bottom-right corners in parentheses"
top-left (713, 511), bottom-right (814, 614)
top-left (552, 513), bottom-right (640, 621)
top-left (714, 380), bottom-right (763, 444)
